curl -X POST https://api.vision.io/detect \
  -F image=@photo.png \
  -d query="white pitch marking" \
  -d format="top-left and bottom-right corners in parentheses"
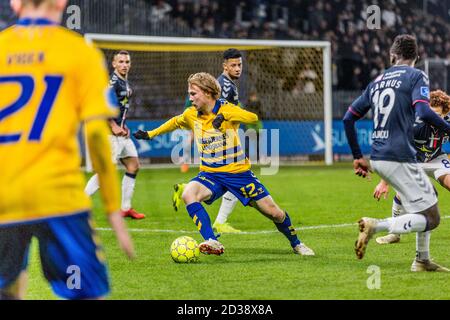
top-left (96, 216), bottom-right (450, 235)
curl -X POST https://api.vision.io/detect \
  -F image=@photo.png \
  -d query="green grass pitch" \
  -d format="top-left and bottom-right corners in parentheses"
top-left (26, 165), bottom-right (450, 299)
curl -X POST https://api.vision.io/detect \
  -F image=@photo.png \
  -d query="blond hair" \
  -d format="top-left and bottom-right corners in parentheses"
top-left (188, 72), bottom-right (221, 100)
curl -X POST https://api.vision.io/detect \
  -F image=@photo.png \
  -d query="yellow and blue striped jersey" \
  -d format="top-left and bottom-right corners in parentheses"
top-left (148, 99), bottom-right (258, 173)
top-left (0, 18), bottom-right (117, 224)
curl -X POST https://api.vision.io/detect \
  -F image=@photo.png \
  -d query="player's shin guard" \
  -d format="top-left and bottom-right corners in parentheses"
top-left (274, 212), bottom-right (301, 248)
top-left (84, 174), bottom-right (99, 196)
top-left (215, 192), bottom-right (238, 224)
top-left (122, 172), bottom-right (136, 210)
top-left (416, 231), bottom-right (431, 261)
top-left (186, 202), bottom-right (217, 241)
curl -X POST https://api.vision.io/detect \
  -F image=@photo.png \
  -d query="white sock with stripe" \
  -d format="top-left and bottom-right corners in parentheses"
top-left (215, 191), bottom-right (238, 224)
top-left (122, 173), bottom-right (136, 211)
top-left (416, 231), bottom-right (430, 261)
top-left (376, 214), bottom-right (427, 234)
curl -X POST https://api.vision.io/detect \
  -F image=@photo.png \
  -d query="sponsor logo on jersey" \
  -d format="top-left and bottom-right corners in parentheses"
top-left (420, 86), bottom-right (430, 99)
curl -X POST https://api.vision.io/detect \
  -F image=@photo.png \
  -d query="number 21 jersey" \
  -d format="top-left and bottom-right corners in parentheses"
top-left (0, 19), bottom-right (116, 224)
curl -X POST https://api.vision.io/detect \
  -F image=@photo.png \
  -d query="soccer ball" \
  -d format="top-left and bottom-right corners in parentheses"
top-left (170, 236), bottom-right (200, 263)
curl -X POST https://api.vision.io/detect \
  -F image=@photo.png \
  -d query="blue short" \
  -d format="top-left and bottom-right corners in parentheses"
top-left (191, 170), bottom-right (270, 206)
top-left (0, 211), bottom-right (109, 299)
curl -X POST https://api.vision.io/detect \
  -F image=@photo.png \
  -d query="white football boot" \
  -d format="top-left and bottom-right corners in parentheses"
top-left (411, 259), bottom-right (450, 272)
top-left (199, 239), bottom-right (225, 256)
top-left (293, 243), bottom-right (315, 256)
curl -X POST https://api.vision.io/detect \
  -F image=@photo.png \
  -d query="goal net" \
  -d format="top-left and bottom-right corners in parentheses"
top-left (84, 34), bottom-right (332, 167)
top-left (417, 58), bottom-right (450, 92)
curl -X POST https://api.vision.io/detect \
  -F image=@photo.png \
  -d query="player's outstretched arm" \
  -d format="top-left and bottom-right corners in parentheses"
top-left (134, 114), bottom-right (188, 140)
top-left (85, 118), bottom-right (135, 259)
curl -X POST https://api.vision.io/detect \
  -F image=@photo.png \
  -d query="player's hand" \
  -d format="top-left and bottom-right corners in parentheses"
top-left (111, 124), bottom-right (127, 136)
top-left (108, 211), bottom-right (136, 260)
top-left (124, 127), bottom-right (130, 139)
top-left (212, 114), bottom-right (225, 130)
top-left (353, 158), bottom-right (372, 179)
top-left (373, 180), bottom-right (389, 201)
top-left (133, 130), bottom-right (150, 140)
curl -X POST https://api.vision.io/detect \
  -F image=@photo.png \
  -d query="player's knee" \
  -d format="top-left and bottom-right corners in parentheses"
top-left (181, 190), bottom-right (192, 204)
top-left (423, 204), bottom-right (441, 231)
top-left (438, 175), bottom-right (450, 192)
top-left (127, 164), bottom-right (140, 174)
top-left (124, 157), bottom-right (140, 174)
top-left (426, 214), bottom-right (440, 231)
top-left (264, 203), bottom-right (283, 221)
top-left (181, 189), bottom-right (201, 204)
top-left (272, 210), bottom-right (285, 223)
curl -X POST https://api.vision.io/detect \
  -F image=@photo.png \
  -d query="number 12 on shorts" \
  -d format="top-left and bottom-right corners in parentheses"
top-left (240, 183), bottom-right (258, 198)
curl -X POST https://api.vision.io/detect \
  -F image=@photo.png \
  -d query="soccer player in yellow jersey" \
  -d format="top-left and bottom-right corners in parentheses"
top-left (134, 72), bottom-right (314, 256)
top-left (0, 0), bottom-right (134, 300)
top-left (173, 48), bottom-right (245, 234)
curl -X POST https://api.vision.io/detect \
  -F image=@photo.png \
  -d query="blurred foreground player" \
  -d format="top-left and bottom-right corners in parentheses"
top-left (0, 0), bottom-right (134, 300)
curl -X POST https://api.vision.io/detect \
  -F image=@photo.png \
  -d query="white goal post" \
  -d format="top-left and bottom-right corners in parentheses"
top-left (84, 34), bottom-right (333, 168)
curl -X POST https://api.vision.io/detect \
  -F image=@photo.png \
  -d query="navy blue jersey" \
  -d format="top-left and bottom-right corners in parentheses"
top-left (349, 65), bottom-right (430, 162)
top-left (109, 72), bottom-right (132, 127)
top-left (413, 116), bottom-right (450, 162)
top-left (217, 73), bottom-right (239, 106)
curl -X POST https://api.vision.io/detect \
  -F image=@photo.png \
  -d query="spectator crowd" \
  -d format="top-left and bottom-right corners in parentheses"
top-left (2, 0), bottom-right (450, 90)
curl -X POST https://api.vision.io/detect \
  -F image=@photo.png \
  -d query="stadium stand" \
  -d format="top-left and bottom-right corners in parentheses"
top-left (1, 0), bottom-right (450, 118)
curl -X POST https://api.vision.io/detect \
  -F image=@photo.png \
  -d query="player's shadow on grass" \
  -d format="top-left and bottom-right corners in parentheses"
top-left (231, 247), bottom-right (292, 255)
top-left (201, 247), bottom-right (318, 264)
